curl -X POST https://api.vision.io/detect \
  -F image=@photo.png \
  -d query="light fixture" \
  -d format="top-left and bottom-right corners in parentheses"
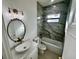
top-left (21, 11), bottom-right (24, 16)
top-left (8, 8), bottom-right (11, 13)
top-left (13, 9), bottom-right (18, 14)
top-left (8, 8), bottom-right (24, 19)
top-left (8, 8), bottom-right (24, 15)
top-left (51, 0), bottom-right (54, 2)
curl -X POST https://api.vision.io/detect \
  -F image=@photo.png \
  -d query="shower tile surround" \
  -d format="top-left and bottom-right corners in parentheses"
top-left (38, 3), bottom-right (68, 42)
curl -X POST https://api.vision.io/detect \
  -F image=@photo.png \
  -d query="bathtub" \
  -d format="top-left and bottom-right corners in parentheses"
top-left (41, 37), bottom-right (63, 55)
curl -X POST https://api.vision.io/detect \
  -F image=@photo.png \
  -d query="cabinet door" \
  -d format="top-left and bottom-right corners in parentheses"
top-left (28, 48), bottom-right (38, 59)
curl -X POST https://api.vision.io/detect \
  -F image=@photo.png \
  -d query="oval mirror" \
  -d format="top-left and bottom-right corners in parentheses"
top-left (7, 18), bottom-right (26, 42)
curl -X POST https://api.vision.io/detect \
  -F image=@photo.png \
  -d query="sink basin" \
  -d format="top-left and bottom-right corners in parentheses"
top-left (15, 40), bottom-right (32, 53)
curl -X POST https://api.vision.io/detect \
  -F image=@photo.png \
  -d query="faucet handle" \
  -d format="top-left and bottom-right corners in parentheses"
top-left (33, 37), bottom-right (39, 43)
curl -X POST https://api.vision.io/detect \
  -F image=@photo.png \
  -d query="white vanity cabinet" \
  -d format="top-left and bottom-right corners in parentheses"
top-left (27, 47), bottom-right (38, 59)
top-left (12, 42), bottom-right (38, 59)
top-left (23, 42), bottom-right (38, 59)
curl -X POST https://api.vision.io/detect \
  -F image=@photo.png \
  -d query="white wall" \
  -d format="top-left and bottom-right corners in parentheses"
top-left (2, 0), bottom-right (37, 48)
top-left (62, 21), bottom-right (76, 59)
top-left (62, 0), bottom-right (76, 58)
top-left (2, 18), bottom-right (12, 59)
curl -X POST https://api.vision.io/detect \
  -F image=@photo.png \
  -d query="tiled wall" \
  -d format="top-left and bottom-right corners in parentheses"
top-left (41, 3), bottom-right (69, 42)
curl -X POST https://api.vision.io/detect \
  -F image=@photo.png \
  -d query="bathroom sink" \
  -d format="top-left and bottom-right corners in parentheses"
top-left (15, 40), bottom-right (32, 53)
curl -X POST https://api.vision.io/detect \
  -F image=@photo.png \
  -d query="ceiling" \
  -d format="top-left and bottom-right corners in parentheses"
top-left (37, 0), bottom-right (64, 7)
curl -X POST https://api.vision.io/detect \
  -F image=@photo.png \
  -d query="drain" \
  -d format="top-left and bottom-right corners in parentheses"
top-left (24, 47), bottom-right (26, 49)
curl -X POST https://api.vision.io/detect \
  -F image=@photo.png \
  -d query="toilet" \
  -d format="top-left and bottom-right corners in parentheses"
top-left (38, 43), bottom-right (46, 54)
top-left (34, 37), bottom-right (46, 54)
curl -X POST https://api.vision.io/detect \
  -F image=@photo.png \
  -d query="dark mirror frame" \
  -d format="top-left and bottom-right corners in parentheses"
top-left (7, 18), bottom-right (26, 42)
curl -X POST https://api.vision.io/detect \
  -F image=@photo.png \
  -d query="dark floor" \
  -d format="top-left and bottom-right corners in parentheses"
top-left (38, 50), bottom-right (59, 59)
